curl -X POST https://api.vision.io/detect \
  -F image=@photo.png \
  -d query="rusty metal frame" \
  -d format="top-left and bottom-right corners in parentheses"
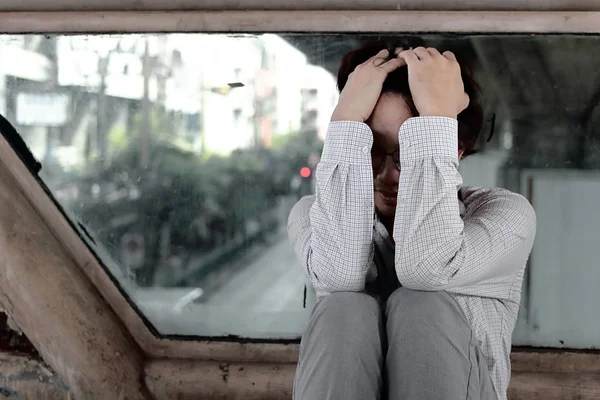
top-left (0, 0), bottom-right (599, 12)
top-left (0, 11), bottom-right (598, 33)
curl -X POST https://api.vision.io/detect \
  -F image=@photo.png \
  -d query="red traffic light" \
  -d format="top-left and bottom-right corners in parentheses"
top-left (300, 167), bottom-right (311, 178)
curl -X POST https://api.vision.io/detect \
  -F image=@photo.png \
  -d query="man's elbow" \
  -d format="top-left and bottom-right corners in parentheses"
top-left (493, 190), bottom-right (537, 241)
top-left (395, 264), bottom-right (449, 291)
top-left (522, 197), bottom-right (537, 242)
top-left (287, 195), bottom-right (315, 229)
top-left (312, 270), bottom-right (365, 293)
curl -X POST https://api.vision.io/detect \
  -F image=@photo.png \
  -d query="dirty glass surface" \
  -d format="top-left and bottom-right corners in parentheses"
top-left (2, 33), bottom-right (600, 346)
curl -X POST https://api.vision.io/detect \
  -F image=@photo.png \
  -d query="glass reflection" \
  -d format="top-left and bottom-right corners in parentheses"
top-left (2, 33), bottom-right (600, 345)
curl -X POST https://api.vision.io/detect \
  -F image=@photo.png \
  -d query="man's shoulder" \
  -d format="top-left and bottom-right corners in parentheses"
top-left (460, 185), bottom-right (526, 203)
top-left (460, 186), bottom-right (535, 220)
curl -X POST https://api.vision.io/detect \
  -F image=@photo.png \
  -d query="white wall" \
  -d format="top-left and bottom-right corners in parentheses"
top-left (262, 34), bottom-right (306, 136)
top-left (202, 35), bottom-right (262, 154)
top-left (512, 169), bottom-right (600, 348)
top-left (459, 149), bottom-right (508, 188)
top-left (0, 68), bottom-right (5, 116)
top-left (302, 65), bottom-right (338, 139)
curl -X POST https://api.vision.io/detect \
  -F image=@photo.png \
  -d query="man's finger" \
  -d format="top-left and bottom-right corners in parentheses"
top-left (427, 47), bottom-right (442, 58)
top-left (379, 57), bottom-right (406, 73)
top-left (362, 55), bottom-right (377, 66)
top-left (442, 50), bottom-right (457, 61)
top-left (361, 49), bottom-right (389, 67)
top-left (413, 47), bottom-right (431, 61)
top-left (372, 49), bottom-right (390, 66)
top-left (394, 47), bottom-right (403, 56)
top-left (376, 48), bottom-right (390, 57)
top-left (398, 49), bottom-right (419, 65)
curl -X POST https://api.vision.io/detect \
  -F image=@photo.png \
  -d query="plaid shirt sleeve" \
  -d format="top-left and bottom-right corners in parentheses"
top-left (393, 117), bottom-right (537, 298)
top-left (288, 117), bottom-right (536, 300)
top-left (287, 121), bottom-right (377, 294)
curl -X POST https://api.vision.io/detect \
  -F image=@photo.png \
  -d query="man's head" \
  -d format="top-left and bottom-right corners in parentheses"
top-left (336, 40), bottom-right (484, 219)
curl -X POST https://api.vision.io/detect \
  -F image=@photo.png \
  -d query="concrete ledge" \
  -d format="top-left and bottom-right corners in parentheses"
top-left (145, 358), bottom-right (600, 399)
top-left (0, 0), bottom-right (597, 12)
top-left (0, 11), bottom-right (600, 33)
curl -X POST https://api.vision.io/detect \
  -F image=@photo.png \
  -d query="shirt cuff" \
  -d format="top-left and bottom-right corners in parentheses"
top-left (399, 117), bottom-right (458, 162)
top-left (321, 121), bottom-right (374, 165)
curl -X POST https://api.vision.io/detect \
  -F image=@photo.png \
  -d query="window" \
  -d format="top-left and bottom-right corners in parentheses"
top-left (3, 31), bottom-right (600, 349)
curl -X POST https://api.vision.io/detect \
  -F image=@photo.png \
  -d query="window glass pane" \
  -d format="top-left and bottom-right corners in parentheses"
top-left (1, 33), bottom-right (599, 346)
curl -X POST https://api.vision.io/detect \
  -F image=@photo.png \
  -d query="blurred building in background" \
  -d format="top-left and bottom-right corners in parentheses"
top-left (0, 33), bottom-right (337, 179)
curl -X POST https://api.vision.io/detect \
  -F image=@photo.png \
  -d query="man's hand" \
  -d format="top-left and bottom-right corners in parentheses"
top-left (331, 49), bottom-right (405, 122)
top-left (398, 47), bottom-right (469, 119)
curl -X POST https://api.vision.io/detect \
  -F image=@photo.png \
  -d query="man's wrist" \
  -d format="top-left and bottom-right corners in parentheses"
top-left (419, 110), bottom-right (457, 119)
top-left (331, 113), bottom-right (364, 122)
top-left (331, 106), bottom-right (365, 122)
top-left (321, 121), bottom-right (373, 165)
top-left (399, 117), bottom-right (458, 161)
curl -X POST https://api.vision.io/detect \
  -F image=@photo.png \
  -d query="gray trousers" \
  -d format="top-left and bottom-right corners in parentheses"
top-left (293, 288), bottom-right (498, 400)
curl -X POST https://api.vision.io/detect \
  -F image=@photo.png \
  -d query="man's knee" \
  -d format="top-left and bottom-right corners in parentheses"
top-left (385, 288), bottom-right (472, 369)
top-left (386, 287), bottom-right (470, 337)
top-left (296, 292), bottom-right (384, 400)
top-left (384, 289), bottom-right (488, 400)
top-left (305, 292), bottom-right (383, 346)
top-left (318, 291), bottom-right (379, 310)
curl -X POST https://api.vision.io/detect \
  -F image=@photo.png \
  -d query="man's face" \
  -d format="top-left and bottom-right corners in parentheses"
top-left (367, 93), bottom-right (464, 220)
top-left (366, 93), bottom-right (411, 219)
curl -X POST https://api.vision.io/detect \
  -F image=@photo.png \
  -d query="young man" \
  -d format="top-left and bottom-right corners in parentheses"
top-left (288, 41), bottom-right (536, 400)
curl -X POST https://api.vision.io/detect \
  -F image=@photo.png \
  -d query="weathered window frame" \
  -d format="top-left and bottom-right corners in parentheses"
top-left (1, 3), bottom-right (600, 398)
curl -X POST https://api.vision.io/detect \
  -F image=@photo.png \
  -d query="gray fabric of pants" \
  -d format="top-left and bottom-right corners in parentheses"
top-left (293, 288), bottom-right (498, 400)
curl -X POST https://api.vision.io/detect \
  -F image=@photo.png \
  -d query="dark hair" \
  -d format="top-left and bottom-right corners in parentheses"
top-left (337, 40), bottom-right (484, 156)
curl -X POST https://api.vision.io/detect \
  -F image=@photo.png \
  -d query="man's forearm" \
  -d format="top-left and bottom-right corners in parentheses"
top-left (392, 116), bottom-right (463, 289)
top-left (392, 117), bottom-right (536, 297)
top-left (288, 121), bottom-right (377, 293)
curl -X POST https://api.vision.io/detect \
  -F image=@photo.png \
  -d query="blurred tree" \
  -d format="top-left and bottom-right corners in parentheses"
top-left (107, 125), bottom-right (129, 155)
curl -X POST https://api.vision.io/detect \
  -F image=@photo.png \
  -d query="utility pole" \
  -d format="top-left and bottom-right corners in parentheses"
top-left (253, 92), bottom-right (261, 148)
top-left (140, 38), bottom-right (151, 169)
top-left (46, 37), bottom-right (61, 172)
top-left (96, 55), bottom-right (108, 166)
top-left (198, 65), bottom-right (206, 157)
top-left (0, 46), bottom-right (6, 117)
top-left (95, 40), bottom-right (120, 167)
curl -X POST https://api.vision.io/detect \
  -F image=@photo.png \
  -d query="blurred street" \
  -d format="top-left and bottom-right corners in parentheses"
top-left (206, 235), bottom-right (308, 312)
top-left (135, 195), bottom-right (317, 339)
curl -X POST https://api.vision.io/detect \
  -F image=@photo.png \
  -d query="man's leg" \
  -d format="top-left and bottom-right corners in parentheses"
top-left (385, 288), bottom-right (497, 400)
top-left (294, 292), bottom-right (385, 400)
